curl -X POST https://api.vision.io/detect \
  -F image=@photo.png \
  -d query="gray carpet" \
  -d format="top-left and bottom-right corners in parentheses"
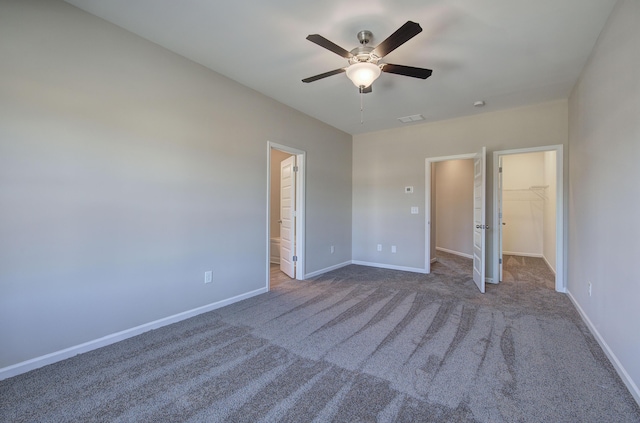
top-left (2, 252), bottom-right (639, 422)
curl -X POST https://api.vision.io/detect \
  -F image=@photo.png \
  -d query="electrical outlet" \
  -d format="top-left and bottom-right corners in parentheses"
top-left (204, 271), bottom-right (212, 284)
top-left (330, 245), bottom-right (335, 254)
top-left (588, 281), bottom-right (592, 297)
top-left (377, 244), bottom-right (382, 252)
top-left (391, 245), bottom-right (397, 253)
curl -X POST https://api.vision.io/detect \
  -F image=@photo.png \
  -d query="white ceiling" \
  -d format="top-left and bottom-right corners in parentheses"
top-left (64, 0), bottom-right (617, 135)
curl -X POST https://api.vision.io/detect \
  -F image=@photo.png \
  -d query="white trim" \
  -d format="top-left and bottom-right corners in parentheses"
top-left (485, 277), bottom-right (496, 284)
top-left (267, 142), bottom-right (306, 289)
top-left (304, 261), bottom-right (352, 279)
top-left (352, 260), bottom-right (427, 274)
top-left (566, 291), bottom-right (640, 405)
top-left (542, 254), bottom-right (556, 275)
top-left (502, 251), bottom-right (543, 258)
top-left (436, 246), bottom-right (473, 259)
top-left (492, 144), bottom-right (565, 292)
top-left (0, 287), bottom-right (267, 381)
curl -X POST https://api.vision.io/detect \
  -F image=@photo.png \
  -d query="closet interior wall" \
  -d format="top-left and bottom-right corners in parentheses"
top-left (502, 152), bottom-right (556, 273)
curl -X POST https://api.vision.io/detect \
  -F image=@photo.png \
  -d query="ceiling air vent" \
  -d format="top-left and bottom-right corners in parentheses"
top-left (398, 114), bottom-right (424, 123)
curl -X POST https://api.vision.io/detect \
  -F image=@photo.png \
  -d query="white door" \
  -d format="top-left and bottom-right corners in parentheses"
top-left (498, 156), bottom-right (504, 282)
top-left (280, 156), bottom-right (296, 278)
top-left (472, 147), bottom-right (487, 293)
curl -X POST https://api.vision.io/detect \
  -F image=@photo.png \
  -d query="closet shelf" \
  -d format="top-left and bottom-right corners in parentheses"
top-left (503, 185), bottom-right (549, 201)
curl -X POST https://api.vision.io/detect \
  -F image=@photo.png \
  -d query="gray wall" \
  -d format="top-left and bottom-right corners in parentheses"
top-left (0, 0), bottom-right (352, 368)
top-left (353, 100), bottom-right (568, 276)
top-left (568, 0), bottom-right (640, 400)
top-left (435, 160), bottom-right (473, 257)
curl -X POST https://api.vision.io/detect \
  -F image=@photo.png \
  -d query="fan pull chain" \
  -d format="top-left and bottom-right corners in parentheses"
top-left (360, 90), bottom-right (364, 124)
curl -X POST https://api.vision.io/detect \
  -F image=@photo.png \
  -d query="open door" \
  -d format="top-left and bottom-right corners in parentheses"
top-left (280, 156), bottom-right (296, 278)
top-left (472, 147), bottom-right (487, 293)
top-left (498, 156), bottom-right (504, 282)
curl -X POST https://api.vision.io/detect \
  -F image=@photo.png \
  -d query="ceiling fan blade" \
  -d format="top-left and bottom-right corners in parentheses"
top-left (359, 86), bottom-right (372, 94)
top-left (382, 63), bottom-right (433, 79)
top-left (302, 68), bottom-right (346, 83)
top-left (371, 21), bottom-right (422, 58)
top-left (306, 34), bottom-right (353, 58)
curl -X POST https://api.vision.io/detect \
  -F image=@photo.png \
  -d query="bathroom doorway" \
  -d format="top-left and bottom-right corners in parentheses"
top-left (267, 142), bottom-right (306, 290)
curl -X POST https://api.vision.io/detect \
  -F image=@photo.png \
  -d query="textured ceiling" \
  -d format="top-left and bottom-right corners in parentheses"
top-left (64, 0), bottom-right (617, 135)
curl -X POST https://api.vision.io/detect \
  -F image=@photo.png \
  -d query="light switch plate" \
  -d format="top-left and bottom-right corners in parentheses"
top-left (411, 207), bottom-right (419, 214)
top-left (405, 186), bottom-right (414, 193)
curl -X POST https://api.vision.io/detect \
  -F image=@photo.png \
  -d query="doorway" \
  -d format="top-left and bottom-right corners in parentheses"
top-left (493, 145), bottom-right (564, 292)
top-left (267, 142), bottom-right (306, 290)
top-left (432, 159), bottom-right (474, 260)
top-left (425, 147), bottom-right (487, 293)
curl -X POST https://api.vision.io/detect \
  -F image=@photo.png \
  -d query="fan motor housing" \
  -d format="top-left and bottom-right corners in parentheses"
top-left (349, 46), bottom-right (379, 64)
top-left (350, 30), bottom-right (380, 64)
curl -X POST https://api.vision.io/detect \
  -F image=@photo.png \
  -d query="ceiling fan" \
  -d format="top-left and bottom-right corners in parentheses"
top-left (302, 21), bottom-right (433, 93)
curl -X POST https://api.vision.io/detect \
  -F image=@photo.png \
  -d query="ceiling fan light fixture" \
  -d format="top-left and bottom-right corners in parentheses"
top-left (346, 62), bottom-right (381, 88)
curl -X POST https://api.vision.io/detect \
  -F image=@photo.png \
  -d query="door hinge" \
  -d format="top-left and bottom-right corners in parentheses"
top-left (499, 258), bottom-right (502, 264)
top-left (499, 212), bottom-right (502, 219)
top-left (292, 255), bottom-right (298, 262)
top-left (293, 166), bottom-right (298, 172)
top-left (499, 167), bottom-right (502, 173)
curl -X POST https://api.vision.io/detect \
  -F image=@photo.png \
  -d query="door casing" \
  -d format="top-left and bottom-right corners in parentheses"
top-left (425, 151), bottom-right (485, 284)
top-left (267, 142), bottom-right (306, 289)
top-left (492, 145), bottom-right (565, 292)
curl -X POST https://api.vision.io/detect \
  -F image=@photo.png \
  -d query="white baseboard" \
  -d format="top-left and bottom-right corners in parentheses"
top-left (566, 290), bottom-right (640, 405)
top-left (0, 287), bottom-right (267, 381)
top-left (304, 261), bottom-right (352, 279)
top-left (542, 254), bottom-right (556, 275)
top-left (485, 277), bottom-right (496, 284)
top-left (436, 247), bottom-right (473, 259)
top-left (351, 260), bottom-right (427, 274)
top-left (502, 251), bottom-right (542, 258)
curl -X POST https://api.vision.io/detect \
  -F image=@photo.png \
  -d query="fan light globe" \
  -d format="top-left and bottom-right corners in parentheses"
top-left (346, 62), bottom-right (381, 88)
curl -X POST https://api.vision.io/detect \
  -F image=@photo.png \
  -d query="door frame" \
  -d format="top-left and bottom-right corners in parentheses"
top-left (492, 144), bottom-right (565, 292)
top-left (267, 142), bottom-right (306, 289)
top-left (425, 152), bottom-right (479, 274)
